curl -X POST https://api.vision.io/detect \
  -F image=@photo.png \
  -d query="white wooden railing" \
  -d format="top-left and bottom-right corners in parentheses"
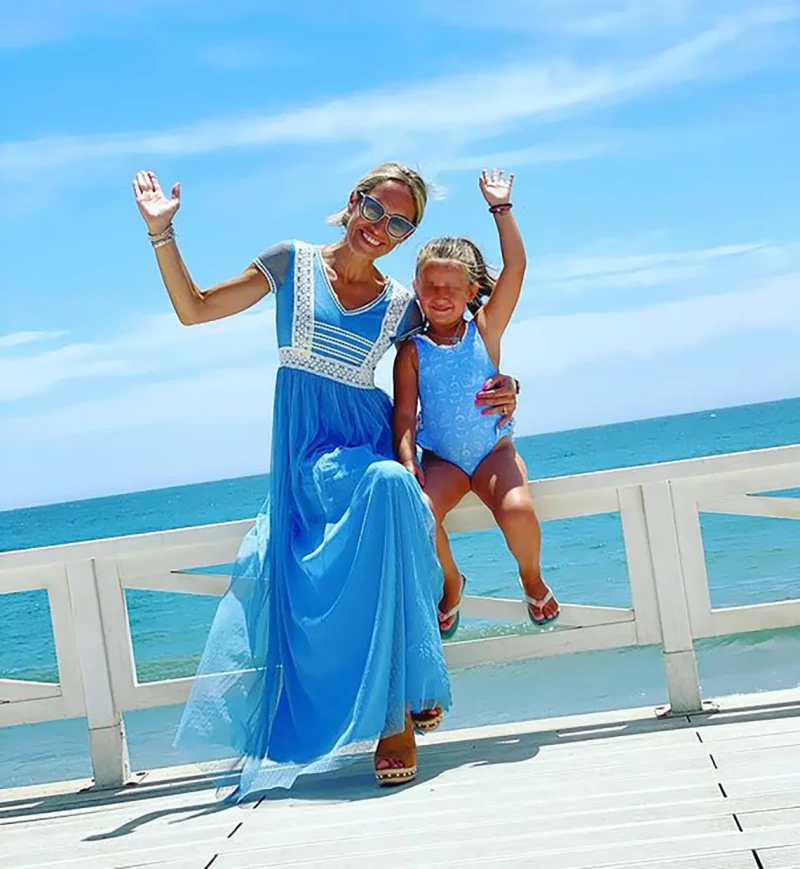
top-left (1, 445), bottom-right (799, 790)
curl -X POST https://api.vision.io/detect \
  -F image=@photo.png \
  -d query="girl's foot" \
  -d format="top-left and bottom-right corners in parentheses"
top-left (374, 712), bottom-right (418, 786)
top-left (438, 574), bottom-right (466, 639)
top-left (520, 573), bottom-right (560, 625)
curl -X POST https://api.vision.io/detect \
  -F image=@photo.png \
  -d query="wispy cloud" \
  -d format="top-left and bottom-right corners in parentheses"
top-left (0, 0), bottom-right (203, 50)
top-left (430, 140), bottom-right (621, 174)
top-left (504, 273), bottom-right (800, 379)
top-left (530, 241), bottom-right (792, 294)
top-left (0, 308), bottom-right (276, 402)
top-left (423, 0), bottom-right (796, 38)
top-left (0, 331), bottom-right (66, 350)
top-left (1, 7), bottom-right (793, 180)
top-left (1, 363), bottom-right (276, 439)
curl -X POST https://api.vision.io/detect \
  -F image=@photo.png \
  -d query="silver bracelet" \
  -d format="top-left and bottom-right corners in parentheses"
top-left (148, 224), bottom-right (175, 248)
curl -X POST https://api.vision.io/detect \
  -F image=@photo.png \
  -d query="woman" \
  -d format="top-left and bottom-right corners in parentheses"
top-left (132, 162), bottom-right (519, 798)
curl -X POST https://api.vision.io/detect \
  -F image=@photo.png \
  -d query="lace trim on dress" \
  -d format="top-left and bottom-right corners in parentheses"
top-left (278, 348), bottom-right (375, 389)
top-left (292, 242), bottom-right (315, 351)
top-left (361, 285), bottom-right (414, 374)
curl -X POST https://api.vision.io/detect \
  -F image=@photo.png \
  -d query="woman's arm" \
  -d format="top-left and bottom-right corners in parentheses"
top-left (476, 169), bottom-right (526, 342)
top-left (393, 341), bottom-right (425, 485)
top-left (133, 170), bottom-right (271, 325)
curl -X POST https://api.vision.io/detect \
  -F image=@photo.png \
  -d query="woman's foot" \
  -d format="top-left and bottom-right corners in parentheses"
top-left (374, 712), bottom-right (418, 786)
top-left (521, 572), bottom-right (560, 625)
top-left (411, 705), bottom-right (444, 734)
top-left (438, 574), bottom-right (466, 639)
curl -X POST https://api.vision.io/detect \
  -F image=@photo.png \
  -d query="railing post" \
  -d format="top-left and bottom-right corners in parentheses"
top-left (618, 486), bottom-right (663, 646)
top-left (65, 559), bottom-right (131, 788)
top-left (641, 481), bottom-right (704, 715)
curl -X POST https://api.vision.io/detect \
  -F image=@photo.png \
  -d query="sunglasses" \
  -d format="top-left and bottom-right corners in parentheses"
top-left (358, 193), bottom-right (416, 240)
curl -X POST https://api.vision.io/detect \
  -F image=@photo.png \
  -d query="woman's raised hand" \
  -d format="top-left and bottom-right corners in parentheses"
top-left (132, 170), bottom-right (181, 235)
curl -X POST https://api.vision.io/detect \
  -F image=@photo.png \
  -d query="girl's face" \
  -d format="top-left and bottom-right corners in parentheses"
top-left (414, 260), bottom-right (476, 330)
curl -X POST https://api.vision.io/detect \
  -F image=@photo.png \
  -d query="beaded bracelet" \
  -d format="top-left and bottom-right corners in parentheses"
top-left (489, 203), bottom-right (513, 214)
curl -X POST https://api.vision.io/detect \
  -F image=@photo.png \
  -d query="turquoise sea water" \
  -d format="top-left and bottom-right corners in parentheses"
top-left (1, 397), bottom-right (799, 789)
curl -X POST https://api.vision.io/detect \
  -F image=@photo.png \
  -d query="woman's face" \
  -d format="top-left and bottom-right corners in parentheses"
top-left (345, 180), bottom-right (417, 259)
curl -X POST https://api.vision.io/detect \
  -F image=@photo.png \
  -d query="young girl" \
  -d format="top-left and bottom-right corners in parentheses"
top-left (393, 169), bottom-right (560, 639)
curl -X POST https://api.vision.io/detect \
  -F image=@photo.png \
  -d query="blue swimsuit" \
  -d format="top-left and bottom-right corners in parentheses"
top-left (414, 319), bottom-right (513, 476)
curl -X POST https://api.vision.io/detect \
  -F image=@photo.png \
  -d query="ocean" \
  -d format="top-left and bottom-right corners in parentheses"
top-left (1, 397), bottom-right (799, 790)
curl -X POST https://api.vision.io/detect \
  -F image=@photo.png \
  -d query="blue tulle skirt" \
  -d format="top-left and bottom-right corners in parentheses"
top-left (174, 367), bottom-right (451, 799)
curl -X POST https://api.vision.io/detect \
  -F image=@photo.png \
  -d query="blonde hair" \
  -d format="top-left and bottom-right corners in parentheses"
top-left (416, 237), bottom-right (497, 314)
top-left (327, 162), bottom-right (428, 228)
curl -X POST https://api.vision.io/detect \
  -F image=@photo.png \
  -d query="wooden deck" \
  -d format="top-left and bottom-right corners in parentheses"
top-left (3, 691), bottom-right (800, 869)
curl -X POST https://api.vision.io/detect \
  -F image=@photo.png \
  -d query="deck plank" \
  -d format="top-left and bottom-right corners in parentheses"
top-left (602, 856), bottom-right (757, 869)
top-left (758, 845), bottom-right (800, 869)
top-left (738, 807), bottom-right (800, 830)
top-left (721, 772), bottom-right (800, 798)
top-left (713, 745), bottom-right (800, 770)
top-left (693, 714), bottom-right (800, 741)
top-left (699, 730), bottom-right (800, 754)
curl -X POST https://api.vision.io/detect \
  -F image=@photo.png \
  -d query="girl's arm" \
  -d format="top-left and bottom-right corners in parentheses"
top-left (392, 341), bottom-right (425, 486)
top-left (475, 169), bottom-right (526, 344)
top-left (133, 170), bottom-right (271, 325)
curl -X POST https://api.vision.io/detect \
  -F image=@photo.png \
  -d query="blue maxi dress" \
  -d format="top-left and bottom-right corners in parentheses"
top-left (175, 240), bottom-right (451, 799)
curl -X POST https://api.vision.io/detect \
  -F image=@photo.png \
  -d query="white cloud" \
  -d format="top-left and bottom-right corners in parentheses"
top-left (430, 141), bottom-right (621, 174)
top-left (498, 272), bottom-right (800, 435)
top-left (539, 0), bottom-right (695, 35)
top-left (504, 273), bottom-right (800, 379)
top-left (1, 363), bottom-right (276, 440)
top-left (528, 241), bottom-right (794, 295)
top-left (1, 7), bottom-right (794, 181)
top-left (0, 307), bottom-right (277, 402)
top-left (0, 330), bottom-right (66, 350)
top-left (424, 0), bottom-right (796, 38)
top-left (0, 0), bottom-right (194, 50)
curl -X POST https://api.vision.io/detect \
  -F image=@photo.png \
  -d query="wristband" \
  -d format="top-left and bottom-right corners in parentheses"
top-left (148, 224), bottom-right (176, 248)
top-left (489, 203), bottom-right (513, 214)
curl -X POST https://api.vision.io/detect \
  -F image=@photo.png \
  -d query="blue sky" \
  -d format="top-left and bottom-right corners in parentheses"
top-left (1, 0), bottom-right (799, 508)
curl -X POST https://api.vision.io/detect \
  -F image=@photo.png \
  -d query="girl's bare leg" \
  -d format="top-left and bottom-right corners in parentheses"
top-left (471, 440), bottom-right (559, 620)
top-left (421, 452), bottom-right (471, 630)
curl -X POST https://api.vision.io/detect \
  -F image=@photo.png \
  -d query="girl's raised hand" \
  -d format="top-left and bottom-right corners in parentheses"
top-left (479, 168), bottom-right (514, 207)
